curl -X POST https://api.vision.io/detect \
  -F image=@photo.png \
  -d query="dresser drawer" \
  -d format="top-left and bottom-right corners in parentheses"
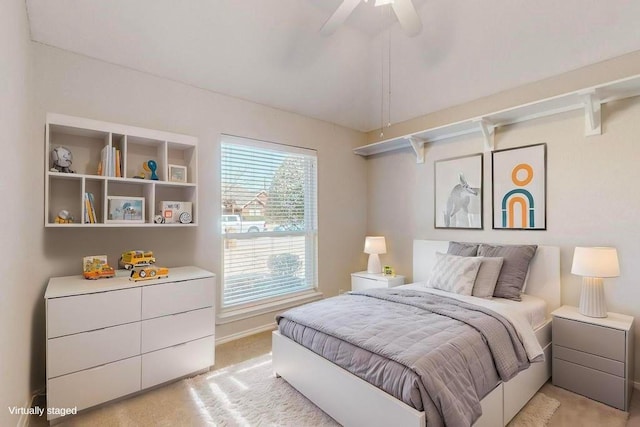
top-left (47, 356), bottom-right (141, 419)
top-left (141, 336), bottom-right (214, 389)
top-left (47, 288), bottom-right (141, 338)
top-left (553, 316), bottom-right (625, 361)
top-left (142, 277), bottom-right (214, 319)
top-left (553, 358), bottom-right (625, 410)
top-left (553, 344), bottom-right (624, 377)
top-left (141, 308), bottom-right (214, 353)
top-left (48, 322), bottom-right (140, 379)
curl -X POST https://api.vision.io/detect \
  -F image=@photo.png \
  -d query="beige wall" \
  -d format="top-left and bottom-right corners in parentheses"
top-left (30, 43), bottom-right (367, 391)
top-left (0, 0), bottom-right (36, 424)
top-left (365, 49), bottom-right (640, 144)
top-left (367, 95), bottom-right (640, 382)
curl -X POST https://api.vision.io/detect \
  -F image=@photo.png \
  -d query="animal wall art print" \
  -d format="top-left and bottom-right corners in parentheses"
top-left (492, 143), bottom-right (546, 230)
top-left (434, 153), bottom-right (483, 229)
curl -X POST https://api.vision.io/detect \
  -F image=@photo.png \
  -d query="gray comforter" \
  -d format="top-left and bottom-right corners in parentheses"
top-left (276, 288), bottom-right (531, 427)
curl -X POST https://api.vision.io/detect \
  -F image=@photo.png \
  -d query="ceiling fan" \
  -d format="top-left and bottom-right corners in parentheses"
top-left (320, 0), bottom-right (422, 37)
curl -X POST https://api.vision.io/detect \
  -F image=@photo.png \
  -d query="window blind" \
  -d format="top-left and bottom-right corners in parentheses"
top-left (221, 135), bottom-right (317, 308)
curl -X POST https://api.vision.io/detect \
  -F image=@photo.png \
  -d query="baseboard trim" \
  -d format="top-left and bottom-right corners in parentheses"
top-left (215, 322), bottom-right (276, 345)
top-left (17, 387), bottom-right (45, 427)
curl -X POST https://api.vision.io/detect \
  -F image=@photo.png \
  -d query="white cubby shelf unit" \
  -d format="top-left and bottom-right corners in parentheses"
top-left (45, 113), bottom-right (198, 227)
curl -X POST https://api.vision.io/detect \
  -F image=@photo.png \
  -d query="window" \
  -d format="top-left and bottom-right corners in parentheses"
top-left (221, 135), bottom-right (317, 309)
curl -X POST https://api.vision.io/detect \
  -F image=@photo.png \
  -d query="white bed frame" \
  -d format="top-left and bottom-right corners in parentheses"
top-left (273, 240), bottom-right (560, 427)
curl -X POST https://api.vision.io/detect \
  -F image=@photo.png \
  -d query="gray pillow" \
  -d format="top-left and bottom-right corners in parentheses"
top-left (447, 242), bottom-right (479, 257)
top-left (472, 257), bottom-right (504, 298)
top-left (428, 253), bottom-right (482, 296)
top-left (477, 244), bottom-right (537, 301)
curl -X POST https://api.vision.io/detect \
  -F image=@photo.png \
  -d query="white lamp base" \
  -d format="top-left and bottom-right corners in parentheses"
top-left (367, 253), bottom-right (382, 274)
top-left (579, 277), bottom-right (607, 318)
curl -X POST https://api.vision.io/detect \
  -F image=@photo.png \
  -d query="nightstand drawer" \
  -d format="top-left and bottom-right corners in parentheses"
top-left (553, 344), bottom-right (624, 377)
top-left (553, 358), bottom-right (625, 410)
top-left (553, 316), bottom-right (625, 361)
top-left (352, 276), bottom-right (385, 291)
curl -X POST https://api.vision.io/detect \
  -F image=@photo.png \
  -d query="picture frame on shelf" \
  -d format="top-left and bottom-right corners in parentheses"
top-left (168, 164), bottom-right (187, 183)
top-left (106, 196), bottom-right (145, 224)
top-left (434, 153), bottom-right (483, 229)
top-left (492, 143), bottom-right (547, 230)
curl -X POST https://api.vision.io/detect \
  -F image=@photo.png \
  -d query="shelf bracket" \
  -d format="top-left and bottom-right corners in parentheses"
top-left (581, 90), bottom-right (602, 136)
top-left (474, 118), bottom-right (495, 152)
top-left (407, 137), bottom-right (426, 164)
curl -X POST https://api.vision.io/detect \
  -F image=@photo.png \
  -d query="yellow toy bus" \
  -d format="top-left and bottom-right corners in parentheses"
top-left (120, 250), bottom-right (156, 270)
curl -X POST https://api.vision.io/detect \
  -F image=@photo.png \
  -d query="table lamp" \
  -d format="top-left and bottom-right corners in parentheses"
top-left (571, 246), bottom-right (620, 318)
top-left (364, 236), bottom-right (387, 274)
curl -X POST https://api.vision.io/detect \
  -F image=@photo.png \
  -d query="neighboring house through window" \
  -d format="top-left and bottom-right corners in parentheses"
top-left (220, 135), bottom-right (318, 311)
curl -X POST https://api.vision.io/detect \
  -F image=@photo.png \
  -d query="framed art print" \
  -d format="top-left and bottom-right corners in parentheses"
top-left (106, 196), bottom-right (145, 223)
top-left (168, 164), bottom-right (187, 183)
top-left (434, 153), bottom-right (483, 229)
top-left (492, 143), bottom-right (546, 230)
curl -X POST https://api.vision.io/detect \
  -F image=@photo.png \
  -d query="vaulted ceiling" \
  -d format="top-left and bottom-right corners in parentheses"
top-left (26, 0), bottom-right (640, 132)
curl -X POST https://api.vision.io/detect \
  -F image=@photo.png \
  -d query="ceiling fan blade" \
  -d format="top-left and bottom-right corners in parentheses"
top-left (392, 0), bottom-right (422, 37)
top-left (320, 0), bottom-right (362, 36)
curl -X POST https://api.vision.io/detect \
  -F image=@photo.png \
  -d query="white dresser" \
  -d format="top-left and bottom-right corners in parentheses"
top-left (45, 266), bottom-right (215, 421)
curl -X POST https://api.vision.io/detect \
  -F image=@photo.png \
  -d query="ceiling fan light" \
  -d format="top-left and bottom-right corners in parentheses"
top-left (374, 0), bottom-right (394, 6)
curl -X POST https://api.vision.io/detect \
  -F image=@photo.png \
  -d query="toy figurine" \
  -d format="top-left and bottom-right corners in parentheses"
top-left (143, 160), bottom-right (159, 180)
top-left (50, 146), bottom-right (75, 173)
top-left (54, 209), bottom-right (74, 224)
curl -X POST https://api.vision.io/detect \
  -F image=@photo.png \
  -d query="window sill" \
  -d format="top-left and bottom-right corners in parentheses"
top-left (216, 290), bottom-right (323, 325)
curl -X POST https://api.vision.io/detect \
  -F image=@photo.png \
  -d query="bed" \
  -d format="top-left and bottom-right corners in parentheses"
top-left (272, 240), bottom-right (560, 427)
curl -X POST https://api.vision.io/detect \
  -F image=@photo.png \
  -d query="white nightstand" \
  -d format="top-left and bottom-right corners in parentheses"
top-left (552, 305), bottom-right (634, 411)
top-left (351, 271), bottom-right (405, 292)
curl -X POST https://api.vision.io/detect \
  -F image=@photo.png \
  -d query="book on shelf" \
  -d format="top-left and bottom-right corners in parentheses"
top-left (115, 149), bottom-right (121, 178)
top-left (87, 192), bottom-right (97, 223)
top-left (111, 146), bottom-right (116, 177)
top-left (84, 192), bottom-right (97, 223)
top-left (84, 196), bottom-right (90, 223)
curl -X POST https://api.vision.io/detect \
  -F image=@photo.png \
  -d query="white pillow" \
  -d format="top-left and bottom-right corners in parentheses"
top-left (472, 257), bottom-right (504, 298)
top-left (427, 252), bottom-right (482, 296)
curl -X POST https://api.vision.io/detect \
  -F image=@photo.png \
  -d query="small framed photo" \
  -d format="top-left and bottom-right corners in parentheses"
top-left (106, 196), bottom-right (145, 223)
top-left (168, 164), bottom-right (187, 183)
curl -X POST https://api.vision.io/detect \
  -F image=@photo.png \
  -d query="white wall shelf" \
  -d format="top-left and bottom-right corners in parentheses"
top-left (44, 113), bottom-right (199, 227)
top-left (354, 73), bottom-right (640, 163)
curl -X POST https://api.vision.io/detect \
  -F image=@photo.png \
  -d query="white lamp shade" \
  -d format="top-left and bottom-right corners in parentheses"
top-left (364, 236), bottom-right (387, 254)
top-left (571, 247), bottom-right (620, 278)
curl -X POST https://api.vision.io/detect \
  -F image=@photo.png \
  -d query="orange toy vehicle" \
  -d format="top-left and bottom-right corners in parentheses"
top-left (84, 263), bottom-right (116, 280)
top-left (129, 266), bottom-right (169, 281)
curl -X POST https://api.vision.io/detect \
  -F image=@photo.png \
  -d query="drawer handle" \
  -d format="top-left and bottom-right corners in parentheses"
top-left (172, 342), bottom-right (189, 349)
top-left (87, 363), bottom-right (107, 371)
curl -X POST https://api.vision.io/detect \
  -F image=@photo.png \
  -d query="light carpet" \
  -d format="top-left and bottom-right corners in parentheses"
top-left (186, 353), bottom-right (339, 426)
top-left (508, 392), bottom-right (559, 427)
top-left (188, 354), bottom-right (561, 427)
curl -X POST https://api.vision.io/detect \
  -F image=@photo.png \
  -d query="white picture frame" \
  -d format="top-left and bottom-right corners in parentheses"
top-left (106, 196), bottom-right (145, 224)
top-left (434, 153), bottom-right (483, 229)
top-left (168, 164), bottom-right (187, 183)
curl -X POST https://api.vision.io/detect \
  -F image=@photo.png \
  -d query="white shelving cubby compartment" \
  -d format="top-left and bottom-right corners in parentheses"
top-left (45, 113), bottom-right (198, 227)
